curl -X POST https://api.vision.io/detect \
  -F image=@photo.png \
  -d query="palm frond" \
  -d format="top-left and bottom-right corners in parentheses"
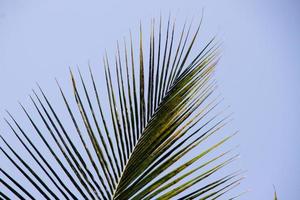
top-left (0, 16), bottom-right (241, 199)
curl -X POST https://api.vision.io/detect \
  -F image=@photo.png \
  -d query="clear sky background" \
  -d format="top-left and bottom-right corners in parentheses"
top-left (0, 0), bottom-right (299, 199)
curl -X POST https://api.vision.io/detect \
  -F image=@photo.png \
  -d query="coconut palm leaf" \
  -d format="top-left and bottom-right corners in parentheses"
top-left (0, 17), bottom-right (241, 199)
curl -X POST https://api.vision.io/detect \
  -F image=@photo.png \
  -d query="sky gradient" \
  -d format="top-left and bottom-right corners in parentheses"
top-left (0, 0), bottom-right (299, 199)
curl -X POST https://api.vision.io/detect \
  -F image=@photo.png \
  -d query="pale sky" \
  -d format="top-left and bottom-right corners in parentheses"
top-left (0, 0), bottom-right (299, 199)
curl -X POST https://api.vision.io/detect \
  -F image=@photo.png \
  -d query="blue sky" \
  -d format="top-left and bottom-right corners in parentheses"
top-left (0, 0), bottom-right (299, 199)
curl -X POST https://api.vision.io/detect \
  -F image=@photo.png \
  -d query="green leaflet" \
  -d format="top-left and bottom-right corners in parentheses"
top-left (274, 187), bottom-right (278, 200)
